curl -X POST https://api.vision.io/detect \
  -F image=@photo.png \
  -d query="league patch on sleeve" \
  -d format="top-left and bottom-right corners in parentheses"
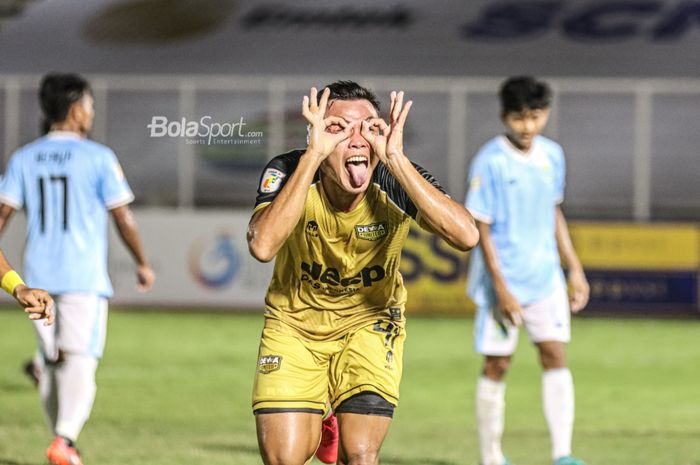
top-left (469, 176), bottom-right (481, 191)
top-left (260, 168), bottom-right (285, 193)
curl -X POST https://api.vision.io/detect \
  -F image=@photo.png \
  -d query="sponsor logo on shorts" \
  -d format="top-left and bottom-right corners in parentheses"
top-left (258, 355), bottom-right (282, 374)
top-left (260, 168), bottom-right (285, 193)
top-left (355, 222), bottom-right (387, 241)
top-left (389, 307), bottom-right (402, 321)
top-left (305, 220), bottom-right (319, 238)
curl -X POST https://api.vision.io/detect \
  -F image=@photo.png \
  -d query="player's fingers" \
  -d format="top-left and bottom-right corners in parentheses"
top-left (389, 91), bottom-right (397, 118)
top-left (331, 122), bottom-right (353, 144)
top-left (504, 307), bottom-right (523, 326)
top-left (396, 100), bottom-right (413, 129)
top-left (309, 87), bottom-right (319, 113)
top-left (318, 87), bottom-right (330, 117)
top-left (570, 292), bottom-right (588, 313)
top-left (391, 91), bottom-right (405, 122)
top-left (323, 116), bottom-right (347, 130)
top-left (302, 96), bottom-right (312, 121)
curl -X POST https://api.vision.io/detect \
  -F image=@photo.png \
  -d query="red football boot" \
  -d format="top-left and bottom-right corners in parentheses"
top-left (46, 436), bottom-right (83, 465)
top-left (315, 413), bottom-right (339, 464)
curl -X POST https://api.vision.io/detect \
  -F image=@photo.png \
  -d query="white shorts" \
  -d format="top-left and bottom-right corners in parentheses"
top-left (474, 284), bottom-right (570, 356)
top-left (33, 293), bottom-right (109, 361)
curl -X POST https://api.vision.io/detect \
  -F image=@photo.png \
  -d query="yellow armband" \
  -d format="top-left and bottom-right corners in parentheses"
top-left (1, 270), bottom-right (25, 296)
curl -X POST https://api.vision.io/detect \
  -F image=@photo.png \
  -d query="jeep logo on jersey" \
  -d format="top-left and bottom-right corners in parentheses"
top-left (301, 261), bottom-right (385, 287)
top-left (355, 222), bottom-right (387, 241)
top-left (258, 355), bottom-right (282, 374)
top-left (305, 220), bottom-right (319, 238)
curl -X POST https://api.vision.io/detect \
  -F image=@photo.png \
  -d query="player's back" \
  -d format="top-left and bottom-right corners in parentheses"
top-left (0, 132), bottom-right (134, 296)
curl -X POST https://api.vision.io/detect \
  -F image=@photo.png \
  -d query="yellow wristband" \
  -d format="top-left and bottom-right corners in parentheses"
top-left (1, 270), bottom-right (25, 296)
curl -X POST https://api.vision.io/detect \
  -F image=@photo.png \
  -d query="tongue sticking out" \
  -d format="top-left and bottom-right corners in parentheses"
top-left (346, 162), bottom-right (368, 188)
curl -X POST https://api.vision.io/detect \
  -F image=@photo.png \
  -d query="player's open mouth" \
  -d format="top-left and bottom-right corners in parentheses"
top-left (345, 156), bottom-right (369, 188)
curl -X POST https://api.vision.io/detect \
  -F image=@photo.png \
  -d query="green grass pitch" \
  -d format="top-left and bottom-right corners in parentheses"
top-left (1, 308), bottom-right (698, 465)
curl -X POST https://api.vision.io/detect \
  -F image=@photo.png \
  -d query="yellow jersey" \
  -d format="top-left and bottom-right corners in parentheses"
top-left (254, 150), bottom-right (446, 341)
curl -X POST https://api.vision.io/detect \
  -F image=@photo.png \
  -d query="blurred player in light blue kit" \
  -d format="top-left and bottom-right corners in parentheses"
top-left (0, 73), bottom-right (155, 465)
top-left (464, 77), bottom-right (589, 465)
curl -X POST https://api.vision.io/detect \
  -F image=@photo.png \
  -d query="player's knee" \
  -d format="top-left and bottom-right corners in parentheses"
top-left (260, 446), bottom-right (313, 465)
top-left (342, 450), bottom-right (380, 465)
top-left (537, 342), bottom-right (566, 370)
top-left (484, 356), bottom-right (510, 380)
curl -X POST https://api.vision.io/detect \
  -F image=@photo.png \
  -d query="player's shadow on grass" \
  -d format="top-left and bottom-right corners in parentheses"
top-left (0, 458), bottom-right (43, 465)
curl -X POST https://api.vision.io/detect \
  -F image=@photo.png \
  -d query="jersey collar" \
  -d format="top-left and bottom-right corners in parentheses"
top-left (46, 130), bottom-right (83, 140)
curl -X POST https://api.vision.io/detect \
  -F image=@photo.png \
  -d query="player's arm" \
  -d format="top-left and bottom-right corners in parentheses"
top-left (555, 206), bottom-right (589, 312)
top-left (0, 249), bottom-right (54, 325)
top-left (0, 203), bottom-right (16, 235)
top-left (247, 87), bottom-right (351, 262)
top-left (477, 220), bottom-right (523, 326)
top-left (110, 205), bottom-right (155, 292)
top-left (360, 91), bottom-right (478, 252)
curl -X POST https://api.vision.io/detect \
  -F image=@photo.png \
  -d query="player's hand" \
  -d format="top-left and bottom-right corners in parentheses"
top-left (136, 265), bottom-right (155, 293)
top-left (302, 87), bottom-right (352, 161)
top-left (14, 285), bottom-right (54, 326)
top-left (361, 90), bottom-right (412, 166)
top-left (568, 269), bottom-right (589, 313)
top-left (496, 288), bottom-right (523, 327)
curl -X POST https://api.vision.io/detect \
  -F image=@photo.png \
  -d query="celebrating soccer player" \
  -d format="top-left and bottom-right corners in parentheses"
top-left (0, 73), bottom-right (155, 465)
top-left (464, 76), bottom-right (589, 465)
top-left (247, 81), bottom-right (479, 465)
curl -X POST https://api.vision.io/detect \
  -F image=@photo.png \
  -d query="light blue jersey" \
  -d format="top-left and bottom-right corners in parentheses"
top-left (465, 135), bottom-right (566, 307)
top-left (0, 131), bottom-right (134, 296)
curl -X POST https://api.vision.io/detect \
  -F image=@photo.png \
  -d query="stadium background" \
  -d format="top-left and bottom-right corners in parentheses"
top-left (0, 1), bottom-right (698, 464)
top-left (2, 0), bottom-right (699, 314)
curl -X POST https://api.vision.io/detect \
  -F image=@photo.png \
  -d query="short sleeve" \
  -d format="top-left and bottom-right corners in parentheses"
top-left (253, 150), bottom-right (303, 212)
top-left (554, 145), bottom-right (566, 204)
top-left (99, 149), bottom-right (134, 209)
top-left (372, 162), bottom-right (447, 222)
top-left (464, 154), bottom-right (496, 224)
top-left (0, 152), bottom-right (25, 209)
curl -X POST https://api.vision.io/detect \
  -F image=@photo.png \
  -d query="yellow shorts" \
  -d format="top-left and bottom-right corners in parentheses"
top-left (252, 319), bottom-right (405, 415)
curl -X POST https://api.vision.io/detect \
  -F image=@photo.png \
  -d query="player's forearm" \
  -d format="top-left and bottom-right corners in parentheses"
top-left (555, 207), bottom-right (584, 274)
top-left (247, 152), bottom-right (321, 262)
top-left (112, 208), bottom-right (149, 267)
top-left (0, 204), bottom-right (16, 236)
top-left (476, 221), bottom-right (510, 295)
top-left (386, 154), bottom-right (478, 251)
top-left (0, 249), bottom-right (13, 277)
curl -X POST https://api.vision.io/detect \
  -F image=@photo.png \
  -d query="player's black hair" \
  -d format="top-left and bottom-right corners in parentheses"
top-left (499, 76), bottom-right (551, 114)
top-left (39, 73), bottom-right (92, 124)
top-left (320, 80), bottom-right (381, 113)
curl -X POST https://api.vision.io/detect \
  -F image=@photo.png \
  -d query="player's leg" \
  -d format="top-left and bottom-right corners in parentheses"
top-left (53, 294), bottom-right (106, 443)
top-left (337, 406), bottom-right (392, 465)
top-left (32, 315), bottom-right (60, 432)
top-left (45, 293), bottom-right (106, 465)
top-left (256, 412), bottom-right (322, 465)
top-left (330, 318), bottom-right (405, 465)
top-left (474, 305), bottom-right (519, 465)
top-left (523, 284), bottom-right (581, 465)
top-left (253, 325), bottom-right (335, 465)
